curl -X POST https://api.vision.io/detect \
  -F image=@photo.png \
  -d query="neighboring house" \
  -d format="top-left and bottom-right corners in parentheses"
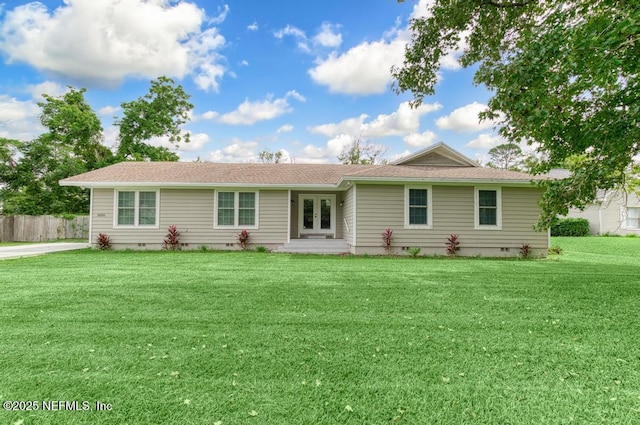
top-left (59, 143), bottom-right (548, 256)
top-left (548, 169), bottom-right (640, 236)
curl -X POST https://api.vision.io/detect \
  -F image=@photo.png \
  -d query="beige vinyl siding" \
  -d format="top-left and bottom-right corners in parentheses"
top-left (91, 188), bottom-right (288, 248)
top-left (342, 186), bottom-right (354, 246)
top-left (355, 184), bottom-right (547, 254)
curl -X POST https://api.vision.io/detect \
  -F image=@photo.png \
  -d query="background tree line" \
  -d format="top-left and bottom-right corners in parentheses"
top-left (0, 76), bottom-right (192, 215)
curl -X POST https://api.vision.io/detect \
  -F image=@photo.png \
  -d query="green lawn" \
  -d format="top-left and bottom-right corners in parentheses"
top-left (1, 238), bottom-right (639, 424)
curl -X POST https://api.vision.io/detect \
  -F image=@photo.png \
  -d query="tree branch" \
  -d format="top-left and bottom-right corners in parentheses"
top-left (481, 0), bottom-right (533, 8)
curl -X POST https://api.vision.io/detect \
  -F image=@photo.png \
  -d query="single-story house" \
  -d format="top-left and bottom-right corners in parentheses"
top-left (548, 169), bottom-right (640, 236)
top-left (59, 143), bottom-right (549, 256)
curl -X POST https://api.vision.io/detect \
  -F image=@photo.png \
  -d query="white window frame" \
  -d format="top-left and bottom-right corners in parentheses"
top-left (621, 206), bottom-right (640, 230)
top-left (404, 185), bottom-right (433, 229)
top-left (113, 189), bottom-right (160, 228)
top-left (214, 190), bottom-right (259, 229)
top-left (475, 187), bottom-right (502, 230)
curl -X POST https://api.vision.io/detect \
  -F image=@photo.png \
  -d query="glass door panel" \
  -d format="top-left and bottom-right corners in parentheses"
top-left (320, 199), bottom-right (331, 229)
top-left (303, 198), bottom-right (314, 229)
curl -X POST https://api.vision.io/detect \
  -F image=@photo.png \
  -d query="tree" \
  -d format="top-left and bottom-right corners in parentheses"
top-left (0, 138), bottom-right (22, 185)
top-left (338, 136), bottom-right (386, 165)
top-left (1, 88), bottom-right (108, 214)
top-left (487, 143), bottom-right (523, 171)
top-left (115, 76), bottom-right (193, 161)
top-left (393, 0), bottom-right (639, 227)
top-left (258, 149), bottom-right (283, 164)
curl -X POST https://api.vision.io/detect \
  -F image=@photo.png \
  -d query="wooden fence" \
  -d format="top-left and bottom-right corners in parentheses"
top-left (0, 215), bottom-right (89, 242)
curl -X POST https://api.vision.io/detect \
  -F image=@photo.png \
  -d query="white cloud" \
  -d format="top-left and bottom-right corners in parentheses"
top-left (436, 102), bottom-right (496, 132)
top-left (208, 140), bottom-right (258, 162)
top-left (275, 22), bottom-right (343, 54)
top-left (201, 111), bottom-right (219, 120)
top-left (364, 102), bottom-right (442, 137)
top-left (0, 94), bottom-right (42, 141)
top-left (388, 149), bottom-right (413, 163)
top-left (98, 105), bottom-right (121, 116)
top-left (310, 102), bottom-right (441, 138)
top-left (277, 125), bottom-right (293, 134)
top-left (466, 133), bottom-right (505, 149)
top-left (308, 0), bottom-right (467, 95)
top-left (309, 38), bottom-right (407, 95)
top-left (216, 91), bottom-right (305, 125)
top-left (26, 81), bottom-right (67, 101)
top-left (298, 134), bottom-right (360, 164)
top-left (274, 24), bottom-right (306, 40)
top-left (313, 22), bottom-right (342, 48)
top-left (208, 4), bottom-right (229, 25)
top-left (310, 115), bottom-right (369, 138)
top-left (146, 132), bottom-right (210, 159)
top-left (274, 24), bottom-right (310, 52)
top-left (404, 131), bottom-right (437, 147)
top-left (410, 0), bottom-right (436, 20)
top-left (0, 0), bottom-right (227, 90)
top-left (247, 21), bottom-right (258, 31)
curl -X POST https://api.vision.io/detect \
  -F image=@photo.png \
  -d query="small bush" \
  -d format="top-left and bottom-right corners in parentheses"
top-left (445, 234), bottom-right (460, 257)
top-left (199, 245), bottom-right (209, 252)
top-left (163, 225), bottom-right (181, 251)
top-left (519, 243), bottom-right (531, 258)
top-left (96, 233), bottom-right (112, 251)
top-left (255, 246), bottom-right (269, 253)
top-left (237, 230), bottom-right (250, 250)
top-left (551, 218), bottom-right (590, 236)
top-left (548, 245), bottom-right (563, 255)
top-left (407, 247), bottom-right (421, 258)
top-left (381, 228), bottom-right (393, 254)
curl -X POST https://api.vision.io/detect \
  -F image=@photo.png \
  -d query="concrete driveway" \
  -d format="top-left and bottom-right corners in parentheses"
top-left (0, 242), bottom-right (90, 260)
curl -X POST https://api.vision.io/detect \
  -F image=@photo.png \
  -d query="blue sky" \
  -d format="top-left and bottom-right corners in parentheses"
top-left (0, 0), bottom-right (509, 164)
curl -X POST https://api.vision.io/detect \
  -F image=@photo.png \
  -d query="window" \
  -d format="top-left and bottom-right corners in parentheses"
top-left (475, 187), bottom-right (502, 229)
top-left (215, 191), bottom-right (258, 228)
top-left (623, 207), bottom-right (640, 230)
top-left (404, 186), bottom-right (432, 229)
top-left (115, 190), bottom-right (158, 227)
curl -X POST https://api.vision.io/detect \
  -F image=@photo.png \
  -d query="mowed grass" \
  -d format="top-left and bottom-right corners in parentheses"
top-left (1, 238), bottom-right (639, 424)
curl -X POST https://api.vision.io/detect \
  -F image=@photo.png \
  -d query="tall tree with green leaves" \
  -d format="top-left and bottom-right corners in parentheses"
top-left (115, 76), bottom-right (193, 161)
top-left (1, 88), bottom-right (109, 214)
top-left (258, 149), bottom-right (284, 164)
top-left (487, 143), bottom-right (523, 171)
top-left (337, 136), bottom-right (386, 165)
top-left (393, 0), bottom-right (639, 227)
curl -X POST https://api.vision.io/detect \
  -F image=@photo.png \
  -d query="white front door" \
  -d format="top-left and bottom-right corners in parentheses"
top-left (299, 194), bottom-right (336, 236)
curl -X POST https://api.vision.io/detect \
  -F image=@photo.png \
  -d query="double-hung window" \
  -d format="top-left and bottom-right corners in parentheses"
top-left (404, 186), bottom-right (432, 229)
top-left (622, 206), bottom-right (640, 230)
top-left (475, 187), bottom-right (502, 229)
top-left (115, 190), bottom-right (158, 227)
top-left (215, 191), bottom-right (258, 228)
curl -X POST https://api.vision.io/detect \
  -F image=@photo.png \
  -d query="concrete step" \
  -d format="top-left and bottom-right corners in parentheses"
top-left (276, 239), bottom-right (350, 254)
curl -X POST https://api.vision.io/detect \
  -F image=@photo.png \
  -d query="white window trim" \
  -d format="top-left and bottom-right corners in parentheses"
top-left (113, 189), bottom-right (160, 229)
top-left (404, 185), bottom-right (433, 229)
top-left (475, 187), bottom-right (502, 230)
top-left (213, 190), bottom-right (260, 230)
top-left (621, 206), bottom-right (640, 230)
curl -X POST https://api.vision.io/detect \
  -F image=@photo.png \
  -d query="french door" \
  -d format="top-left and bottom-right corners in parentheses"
top-left (299, 194), bottom-right (335, 236)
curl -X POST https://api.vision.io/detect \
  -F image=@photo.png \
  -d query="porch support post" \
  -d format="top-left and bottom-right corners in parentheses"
top-left (287, 189), bottom-right (291, 243)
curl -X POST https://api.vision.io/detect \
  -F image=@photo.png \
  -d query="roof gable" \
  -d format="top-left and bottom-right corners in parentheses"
top-left (391, 142), bottom-right (478, 167)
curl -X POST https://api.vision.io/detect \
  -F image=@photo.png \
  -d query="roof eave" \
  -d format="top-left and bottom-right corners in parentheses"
top-left (59, 181), bottom-right (342, 190)
top-left (341, 176), bottom-right (538, 185)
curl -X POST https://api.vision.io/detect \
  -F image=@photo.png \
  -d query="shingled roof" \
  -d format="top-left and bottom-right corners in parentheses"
top-left (59, 161), bottom-right (537, 188)
top-left (59, 143), bottom-right (540, 188)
